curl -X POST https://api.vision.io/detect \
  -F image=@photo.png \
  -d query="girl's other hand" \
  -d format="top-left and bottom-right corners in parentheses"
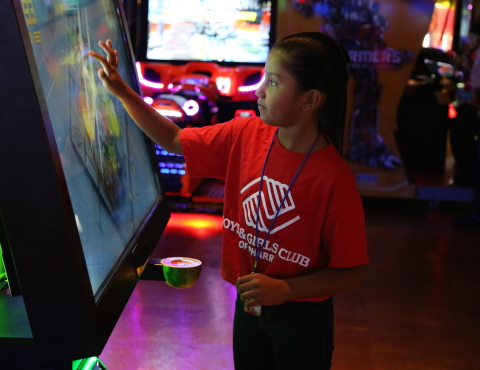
top-left (236, 273), bottom-right (289, 308)
top-left (90, 40), bottom-right (129, 99)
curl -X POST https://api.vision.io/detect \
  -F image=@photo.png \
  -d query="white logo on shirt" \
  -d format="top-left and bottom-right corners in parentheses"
top-left (240, 175), bottom-right (300, 234)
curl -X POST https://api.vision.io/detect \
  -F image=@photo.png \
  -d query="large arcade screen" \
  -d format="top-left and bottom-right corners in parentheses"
top-left (142, 0), bottom-right (275, 64)
top-left (1, 0), bottom-right (170, 365)
top-left (19, 0), bottom-right (160, 297)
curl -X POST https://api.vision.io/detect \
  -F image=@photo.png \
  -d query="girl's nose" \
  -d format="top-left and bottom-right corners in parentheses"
top-left (255, 76), bottom-right (266, 98)
top-left (255, 85), bottom-right (264, 98)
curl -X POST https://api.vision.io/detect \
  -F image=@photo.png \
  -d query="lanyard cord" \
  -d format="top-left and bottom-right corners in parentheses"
top-left (253, 128), bottom-right (321, 273)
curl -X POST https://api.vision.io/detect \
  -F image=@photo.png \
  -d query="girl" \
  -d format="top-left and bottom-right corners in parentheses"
top-left (91, 32), bottom-right (368, 369)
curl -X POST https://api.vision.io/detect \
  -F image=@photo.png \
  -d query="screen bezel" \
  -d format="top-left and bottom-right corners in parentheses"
top-left (0, 211), bottom-right (22, 297)
top-left (0, 0), bottom-right (170, 366)
top-left (136, 0), bottom-right (278, 67)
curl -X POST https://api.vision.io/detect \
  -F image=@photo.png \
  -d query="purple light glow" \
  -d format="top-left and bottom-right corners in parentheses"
top-left (183, 100), bottom-right (200, 116)
top-left (100, 212), bottom-right (236, 369)
top-left (136, 62), bottom-right (164, 89)
top-left (170, 84), bottom-right (184, 93)
top-left (238, 75), bottom-right (265, 92)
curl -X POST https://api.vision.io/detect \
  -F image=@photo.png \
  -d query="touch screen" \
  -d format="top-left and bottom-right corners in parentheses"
top-left (22, 0), bottom-right (160, 296)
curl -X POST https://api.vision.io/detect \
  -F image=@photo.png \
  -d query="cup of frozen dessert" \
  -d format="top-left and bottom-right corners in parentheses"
top-left (161, 257), bottom-right (202, 288)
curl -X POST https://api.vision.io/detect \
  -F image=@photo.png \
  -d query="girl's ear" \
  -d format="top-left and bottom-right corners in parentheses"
top-left (303, 90), bottom-right (326, 112)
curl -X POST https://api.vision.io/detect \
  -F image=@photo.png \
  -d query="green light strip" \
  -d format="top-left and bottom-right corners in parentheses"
top-left (72, 357), bottom-right (107, 370)
top-left (0, 243), bottom-right (7, 286)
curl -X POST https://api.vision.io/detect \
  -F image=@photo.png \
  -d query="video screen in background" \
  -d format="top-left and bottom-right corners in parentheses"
top-left (146, 0), bottom-right (272, 64)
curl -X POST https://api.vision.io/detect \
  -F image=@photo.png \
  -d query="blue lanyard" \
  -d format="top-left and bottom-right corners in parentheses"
top-left (252, 128), bottom-right (321, 273)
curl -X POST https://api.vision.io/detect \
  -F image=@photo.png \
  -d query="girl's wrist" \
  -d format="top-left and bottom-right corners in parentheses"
top-left (118, 84), bottom-right (139, 103)
top-left (279, 279), bottom-right (293, 302)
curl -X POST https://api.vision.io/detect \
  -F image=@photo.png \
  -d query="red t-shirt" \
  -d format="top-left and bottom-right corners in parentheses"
top-left (181, 117), bottom-right (368, 300)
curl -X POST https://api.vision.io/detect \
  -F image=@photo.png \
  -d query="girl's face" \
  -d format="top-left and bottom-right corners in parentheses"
top-left (255, 50), bottom-right (308, 127)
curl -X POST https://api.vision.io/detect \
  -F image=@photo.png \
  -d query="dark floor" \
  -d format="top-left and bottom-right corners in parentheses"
top-left (100, 198), bottom-right (480, 369)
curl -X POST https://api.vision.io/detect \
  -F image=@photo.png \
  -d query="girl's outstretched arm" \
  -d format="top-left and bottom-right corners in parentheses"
top-left (90, 40), bottom-right (183, 155)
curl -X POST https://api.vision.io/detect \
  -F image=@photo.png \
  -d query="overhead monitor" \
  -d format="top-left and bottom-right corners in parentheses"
top-left (138, 0), bottom-right (277, 65)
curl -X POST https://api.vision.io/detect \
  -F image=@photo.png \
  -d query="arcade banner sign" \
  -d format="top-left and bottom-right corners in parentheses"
top-left (277, 0), bottom-right (436, 198)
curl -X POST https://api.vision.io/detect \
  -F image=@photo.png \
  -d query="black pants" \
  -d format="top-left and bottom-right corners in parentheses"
top-left (233, 296), bottom-right (334, 370)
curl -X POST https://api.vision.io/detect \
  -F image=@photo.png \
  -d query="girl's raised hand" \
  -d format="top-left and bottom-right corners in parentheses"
top-left (90, 40), bottom-right (129, 98)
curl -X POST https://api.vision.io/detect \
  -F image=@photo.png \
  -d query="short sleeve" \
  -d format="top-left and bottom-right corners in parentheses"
top-left (180, 120), bottom-right (235, 179)
top-left (322, 172), bottom-right (369, 268)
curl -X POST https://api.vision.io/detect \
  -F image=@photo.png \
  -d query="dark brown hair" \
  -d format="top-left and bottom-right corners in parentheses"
top-left (271, 32), bottom-right (350, 151)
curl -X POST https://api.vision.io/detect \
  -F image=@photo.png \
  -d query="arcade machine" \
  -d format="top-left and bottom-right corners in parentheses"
top-left (134, 0), bottom-right (277, 203)
top-left (0, 1), bottom-right (170, 368)
top-left (397, 47), bottom-right (463, 179)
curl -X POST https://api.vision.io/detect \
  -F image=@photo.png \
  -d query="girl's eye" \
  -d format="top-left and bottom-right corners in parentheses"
top-left (268, 79), bottom-right (277, 86)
